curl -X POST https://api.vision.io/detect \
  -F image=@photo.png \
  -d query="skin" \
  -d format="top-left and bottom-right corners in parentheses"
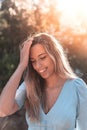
top-left (30, 44), bottom-right (56, 80)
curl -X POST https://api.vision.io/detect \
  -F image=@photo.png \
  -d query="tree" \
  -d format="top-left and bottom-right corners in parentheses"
top-left (0, 0), bottom-right (36, 88)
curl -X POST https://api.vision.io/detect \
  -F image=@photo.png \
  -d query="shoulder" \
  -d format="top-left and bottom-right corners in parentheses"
top-left (69, 78), bottom-right (87, 100)
top-left (18, 82), bottom-right (26, 90)
top-left (67, 77), bottom-right (87, 88)
top-left (65, 78), bottom-right (87, 95)
top-left (71, 78), bottom-right (87, 90)
top-left (16, 81), bottom-right (26, 96)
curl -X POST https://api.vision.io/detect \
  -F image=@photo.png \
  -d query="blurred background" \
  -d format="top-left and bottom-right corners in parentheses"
top-left (0, 0), bottom-right (87, 92)
top-left (0, 0), bottom-right (87, 91)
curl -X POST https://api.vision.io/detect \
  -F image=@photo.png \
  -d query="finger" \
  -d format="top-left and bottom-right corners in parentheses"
top-left (26, 37), bottom-right (34, 44)
top-left (19, 43), bottom-right (25, 50)
top-left (19, 44), bottom-right (23, 50)
top-left (27, 37), bottom-right (33, 41)
top-left (19, 37), bottom-right (34, 50)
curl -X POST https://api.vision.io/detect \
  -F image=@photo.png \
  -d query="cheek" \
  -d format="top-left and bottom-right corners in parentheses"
top-left (49, 57), bottom-right (54, 64)
top-left (47, 58), bottom-right (55, 70)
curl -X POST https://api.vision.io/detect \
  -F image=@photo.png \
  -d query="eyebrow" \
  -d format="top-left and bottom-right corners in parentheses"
top-left (30, 52), bottom-right (47, 60)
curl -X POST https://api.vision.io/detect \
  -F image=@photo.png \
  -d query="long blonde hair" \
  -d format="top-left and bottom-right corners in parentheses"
top-left (24, 33), bottom-right (77, 121)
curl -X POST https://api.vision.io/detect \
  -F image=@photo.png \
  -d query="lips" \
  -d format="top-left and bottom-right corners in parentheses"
top-left (38, 68), bottom-right (47, 73)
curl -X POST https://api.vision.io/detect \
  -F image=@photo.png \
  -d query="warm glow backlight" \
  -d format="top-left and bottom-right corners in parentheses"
top-left (57, 0), bottom-right (87, 34)
top-left (12, 0), bottom-right (87, 34)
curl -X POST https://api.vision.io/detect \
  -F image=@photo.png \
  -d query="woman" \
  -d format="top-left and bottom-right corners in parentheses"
top-left (0, 33), bottom-right (87, 130)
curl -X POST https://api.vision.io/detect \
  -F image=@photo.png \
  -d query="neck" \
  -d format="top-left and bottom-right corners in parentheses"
top-left (45, 74), bottom-right (62, 89)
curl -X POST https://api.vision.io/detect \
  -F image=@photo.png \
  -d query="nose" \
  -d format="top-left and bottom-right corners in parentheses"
top-left (35, 60), bottom-right (42, 70)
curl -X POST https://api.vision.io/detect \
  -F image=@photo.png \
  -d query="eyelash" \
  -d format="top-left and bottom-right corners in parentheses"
top-left (40, 56), bottom-right (46, 59)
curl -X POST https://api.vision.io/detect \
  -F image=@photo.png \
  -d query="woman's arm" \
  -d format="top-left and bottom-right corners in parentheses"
top-left (0, 64), bottom-right (26, 117)
top-left (0, 38), bottom-right (33, 117)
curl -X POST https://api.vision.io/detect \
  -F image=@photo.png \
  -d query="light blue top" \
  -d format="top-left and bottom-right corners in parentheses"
top-left (15, 78), bottom-right (87, 130)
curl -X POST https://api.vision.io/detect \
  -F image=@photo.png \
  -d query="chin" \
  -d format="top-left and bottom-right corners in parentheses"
top-left (40, 74), bottom-right (50, 79)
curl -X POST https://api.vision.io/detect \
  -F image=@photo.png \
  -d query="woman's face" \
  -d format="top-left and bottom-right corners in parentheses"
top-left (30, 44), bottom-right (56, 79)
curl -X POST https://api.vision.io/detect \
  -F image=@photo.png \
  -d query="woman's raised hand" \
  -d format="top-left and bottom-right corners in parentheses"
top-left (19, 37), bottom-right (33, 70)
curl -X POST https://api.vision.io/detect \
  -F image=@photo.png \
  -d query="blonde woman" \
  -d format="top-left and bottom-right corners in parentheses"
top-left (0, 33), bottom-right (87, 130)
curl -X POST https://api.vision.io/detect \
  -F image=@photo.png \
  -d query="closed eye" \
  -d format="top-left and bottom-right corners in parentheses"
top-left (40, 56), bottom-right (46, 60)
top-left (30, 54), bottom-right (47, 64)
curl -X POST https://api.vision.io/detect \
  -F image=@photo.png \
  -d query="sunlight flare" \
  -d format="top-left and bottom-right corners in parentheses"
top-left (57, 0), bottom-right (87, 34)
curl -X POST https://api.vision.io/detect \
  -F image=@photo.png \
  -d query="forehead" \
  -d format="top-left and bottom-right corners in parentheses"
top-left (30, 44), bottom-right (47, 58)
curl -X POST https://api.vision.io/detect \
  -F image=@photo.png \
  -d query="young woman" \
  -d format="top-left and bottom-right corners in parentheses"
top-left (0, 33), bottom-right (87, 130)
